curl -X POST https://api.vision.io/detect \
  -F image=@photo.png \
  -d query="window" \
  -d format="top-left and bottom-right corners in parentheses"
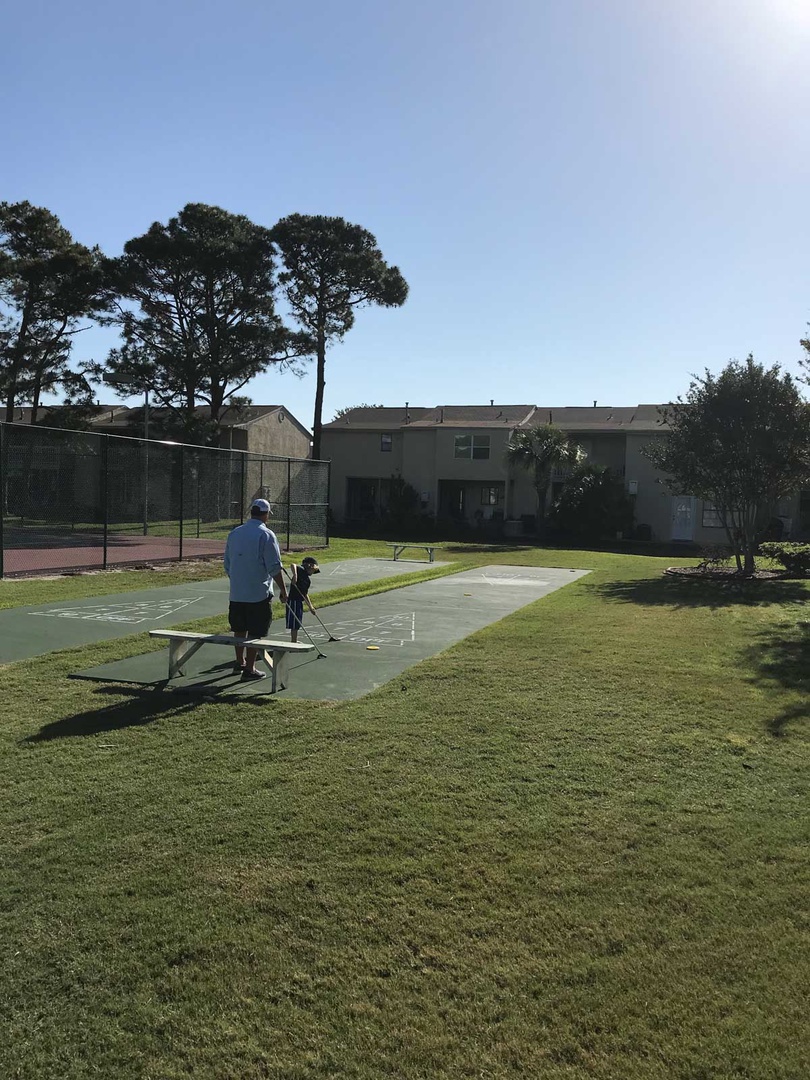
top-left (380, 433), bottom-right (392, 452)
top-left (702, 501), bottom-right (723, 528)
top-left (481, 485), bottom-right (502, 505)
top-left (454, 434), bottom-right (490, 460)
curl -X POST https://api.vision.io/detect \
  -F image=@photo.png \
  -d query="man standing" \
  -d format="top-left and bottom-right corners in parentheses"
top-left (223, 498), bottom-right (288, 681)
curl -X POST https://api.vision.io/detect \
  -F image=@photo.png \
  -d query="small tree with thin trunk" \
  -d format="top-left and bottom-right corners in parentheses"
top-left (644, 356), bottom-right (810, 574)
top-left (505, 423), bottom-right (584, 531)
top-left (271, 215), bottom-right (408, 459)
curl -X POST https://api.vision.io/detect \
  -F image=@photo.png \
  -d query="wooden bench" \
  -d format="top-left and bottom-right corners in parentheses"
top-left (390, 543), bottom-right (436, 563)
top-left (148, 630), bottom-right (314, 693)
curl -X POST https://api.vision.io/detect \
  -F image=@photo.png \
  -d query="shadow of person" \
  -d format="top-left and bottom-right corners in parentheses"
top-left (744, 619), bottom-right (810, 736)
top-left (24, 684), bottom-right (201, 743)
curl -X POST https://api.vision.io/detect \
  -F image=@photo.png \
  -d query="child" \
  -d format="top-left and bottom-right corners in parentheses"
top-left (285, 556), bottom-right (320, 642)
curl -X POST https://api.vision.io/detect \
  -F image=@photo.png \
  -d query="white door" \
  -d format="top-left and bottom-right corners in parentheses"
top-left (671, 496), bottom-right (696, 541)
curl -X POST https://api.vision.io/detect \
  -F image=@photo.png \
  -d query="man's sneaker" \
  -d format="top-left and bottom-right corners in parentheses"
top-left (241, 669), bottom-right (267, 681)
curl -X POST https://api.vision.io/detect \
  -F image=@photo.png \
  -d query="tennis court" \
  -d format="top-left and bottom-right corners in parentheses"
top-left (1, 525), bottom-right (226, 575)
top-left (0, 421), bottom-right (330, 576)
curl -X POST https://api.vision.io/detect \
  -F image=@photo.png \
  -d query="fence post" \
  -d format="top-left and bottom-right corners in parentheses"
top-left (178, 444), bottom-right (184, 561)
top-left (240, 452), bottom-right (246, 524)
top-left (287, 458), bottom-right (292, 551)
top-left (102, 435), bottom-right (109, 569)
top-left (142, 436), bottom-right (149, 537)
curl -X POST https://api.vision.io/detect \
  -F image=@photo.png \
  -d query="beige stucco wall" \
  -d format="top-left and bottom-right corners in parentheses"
top-left (585, 434), bottom-right (627, 473)
top-left (243, 412), bottom-right (312, 459)
top-left (321, 428), bottom-right (408, 519)
top-left (432, 426), bottom-right (514, 518)
top-left (400, 429), bottom-right (437, 513)
top-left (624, 432), bottom-right (795, 545)
top-left (624, 433), bottom-right (672, 540)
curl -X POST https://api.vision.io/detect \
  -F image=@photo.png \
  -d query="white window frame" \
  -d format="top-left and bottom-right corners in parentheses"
top-left (454, 434), bottom-right (490, 460)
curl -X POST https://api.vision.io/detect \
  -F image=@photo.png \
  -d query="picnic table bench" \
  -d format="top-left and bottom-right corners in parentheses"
top-left (149, 630), bottom-right (314, 693)
top-left (389, 543), bottom-right (436, 563)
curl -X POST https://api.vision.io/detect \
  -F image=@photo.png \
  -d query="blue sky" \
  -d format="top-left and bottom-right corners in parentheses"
top-left (4, 0), bottom-right (810, 431)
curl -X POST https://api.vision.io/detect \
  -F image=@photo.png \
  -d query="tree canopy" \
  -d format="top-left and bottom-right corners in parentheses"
top-left (644, 356), bottom-right (810, 572)
top-left (331, 402), bottom-right (384, 420)
top-left (99, 203), bottom-right (309, 444)
top-left (271, 214), bottom-right (408, 459)
top-left (0, 201), bottom-right (107, 422)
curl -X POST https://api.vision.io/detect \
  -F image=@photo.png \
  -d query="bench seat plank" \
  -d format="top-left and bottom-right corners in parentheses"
top-left (148, 630), bottom-right (314, 692)
top-left (390, 543), bottom-right (435, 563)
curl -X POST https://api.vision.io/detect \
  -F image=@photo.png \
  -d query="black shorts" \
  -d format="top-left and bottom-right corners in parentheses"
top-left (228, 599), bottom-right (271, 638)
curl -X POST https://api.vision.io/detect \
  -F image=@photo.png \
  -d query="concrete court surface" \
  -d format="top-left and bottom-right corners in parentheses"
top-left (74, 565), bottom-right (590, 701)
top-left (0, 558), bottom-right (433, 666)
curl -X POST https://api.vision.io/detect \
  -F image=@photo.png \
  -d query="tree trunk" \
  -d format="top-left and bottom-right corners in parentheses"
top-left (312, 328), bottom-right (326, 460)
top-left (534, 466), bottom-right (551, 534)
top-left (31, 376), bottom-right (42, 425)
top-left (5, 296), bottom-right (35, 422)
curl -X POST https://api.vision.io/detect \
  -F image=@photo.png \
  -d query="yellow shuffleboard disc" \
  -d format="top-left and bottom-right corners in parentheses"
top-left (366, 645), bottom-right (380, 650)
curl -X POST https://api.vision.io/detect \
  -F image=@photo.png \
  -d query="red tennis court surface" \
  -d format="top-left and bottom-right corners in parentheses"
top-left (2, 529), bottom-right (225, 576)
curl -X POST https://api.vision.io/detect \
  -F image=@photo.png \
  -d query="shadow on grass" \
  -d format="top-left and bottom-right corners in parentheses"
top-left (442, 543), bottom-right (531, 554)
top-left (595, 575), bottom-right (810, 610)
top-left (25, 684), bottom-right (200, 742)
top-left (745, 621), bottom-right (810, 736)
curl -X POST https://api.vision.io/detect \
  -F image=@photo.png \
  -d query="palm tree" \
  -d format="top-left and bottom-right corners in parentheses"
top-left (505, 423), bottom-right (584, 531)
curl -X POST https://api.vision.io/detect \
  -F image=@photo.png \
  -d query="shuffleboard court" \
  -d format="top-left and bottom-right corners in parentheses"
top-left (0, 558), bottom-right (435, 665)
top-left (73, 565), bottom-right (590, 701)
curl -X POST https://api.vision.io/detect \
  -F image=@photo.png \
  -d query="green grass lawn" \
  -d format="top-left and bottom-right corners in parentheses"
top-left (1, 543), bottom-right (808, 1079)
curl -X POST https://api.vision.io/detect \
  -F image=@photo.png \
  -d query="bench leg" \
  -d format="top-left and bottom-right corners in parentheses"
top-left (270, 649), bottom-right (290, 693)
top-left (168, 639), bottom-right (205, 679)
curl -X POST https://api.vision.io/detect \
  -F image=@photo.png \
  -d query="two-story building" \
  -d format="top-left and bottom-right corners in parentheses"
top-left (321, 403), bottom-right (804, 544)
top-left (88, 404), bottom-right (313, 458)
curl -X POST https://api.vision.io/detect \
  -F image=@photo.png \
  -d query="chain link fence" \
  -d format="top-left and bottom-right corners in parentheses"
top-left (0, 422), bottom-right (330, 576)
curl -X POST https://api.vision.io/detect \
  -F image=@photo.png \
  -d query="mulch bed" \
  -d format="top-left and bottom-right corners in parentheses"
top-left (665, 566), bottom-right (786, 581)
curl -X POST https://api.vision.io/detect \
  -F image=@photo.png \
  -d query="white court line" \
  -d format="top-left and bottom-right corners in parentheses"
top-left (432, 575), bottom-right (551, 588)
top-left (29, 596), bottom-right (205, 624)
top-left (308, 611), bottom-right (416, 648)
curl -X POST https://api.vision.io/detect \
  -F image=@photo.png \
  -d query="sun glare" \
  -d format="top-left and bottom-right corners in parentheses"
top-left (761, 0), bottom-right (810, 30)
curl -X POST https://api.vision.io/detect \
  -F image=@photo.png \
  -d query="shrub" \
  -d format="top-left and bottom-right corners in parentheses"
top-left (697, 545), bottom-right (733, 572)
top-left (549, 465), bottom-right (634, 543)
top-left (759, 542), bottom-right (810, 577)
